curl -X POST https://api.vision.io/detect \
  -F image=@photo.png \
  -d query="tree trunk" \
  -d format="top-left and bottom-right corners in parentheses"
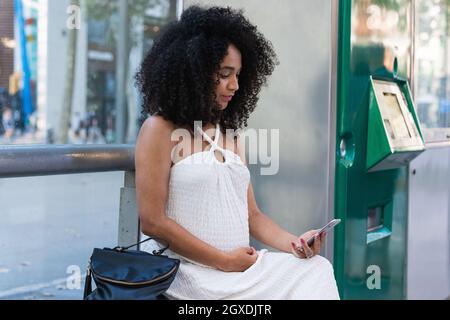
top-left (58, 0), bottom-right (79, 144)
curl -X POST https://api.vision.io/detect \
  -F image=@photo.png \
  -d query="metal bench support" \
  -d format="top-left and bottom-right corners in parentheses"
top-left (118, 171), bottom-right (140, 249)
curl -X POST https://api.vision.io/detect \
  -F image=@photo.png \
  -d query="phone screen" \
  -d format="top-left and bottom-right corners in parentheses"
top-left (306, 219), bottom-right (341, 246)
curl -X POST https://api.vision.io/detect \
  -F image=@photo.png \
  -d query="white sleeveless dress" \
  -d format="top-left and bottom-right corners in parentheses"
top-left (141, 123), bottom-right (340, 300)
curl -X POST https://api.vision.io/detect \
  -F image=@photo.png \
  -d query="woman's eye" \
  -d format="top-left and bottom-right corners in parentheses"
top-left (220, 73), bottom-right (230, 78)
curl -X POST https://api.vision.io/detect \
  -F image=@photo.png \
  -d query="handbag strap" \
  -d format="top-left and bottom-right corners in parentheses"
top-left (113, 237), bottom-right (170, 255)
top-left (83, 265), bottom-right (92, 300)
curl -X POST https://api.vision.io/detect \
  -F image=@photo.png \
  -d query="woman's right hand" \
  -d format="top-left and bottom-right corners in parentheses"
top-left (220, 247), bottom-right (258, 272)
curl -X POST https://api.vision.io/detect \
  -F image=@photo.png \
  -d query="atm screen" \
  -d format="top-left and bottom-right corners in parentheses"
top-left (382, 92), bottom-right (411, 139)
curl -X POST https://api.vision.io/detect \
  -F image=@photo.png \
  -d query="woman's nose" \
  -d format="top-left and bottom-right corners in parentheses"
top-left (228, 75), bottom-right (239, 91)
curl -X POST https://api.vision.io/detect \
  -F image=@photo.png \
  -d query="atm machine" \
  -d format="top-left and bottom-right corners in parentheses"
top-left (335, 0), bottom-right (426, 299)
top-left (366, 77), bottom-right (424, 173)
top-left (363, 76), bottom-right (425, 244)
top-left (336, 74), bottom-right (425, 299)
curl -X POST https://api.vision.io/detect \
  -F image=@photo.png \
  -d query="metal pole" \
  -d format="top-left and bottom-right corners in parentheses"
top-left (0, 144), bottom-right (135, 177)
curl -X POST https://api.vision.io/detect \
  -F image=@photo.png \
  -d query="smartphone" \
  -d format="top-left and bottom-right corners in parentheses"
top-left (304, 219), bottom-right (341, 247)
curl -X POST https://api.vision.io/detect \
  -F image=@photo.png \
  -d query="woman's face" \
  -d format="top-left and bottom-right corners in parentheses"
top-left (214, 43), bottom-right (242, 110)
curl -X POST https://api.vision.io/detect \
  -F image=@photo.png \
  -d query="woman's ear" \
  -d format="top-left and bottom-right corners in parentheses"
top-left (214, 73), bottom-right (220, 85)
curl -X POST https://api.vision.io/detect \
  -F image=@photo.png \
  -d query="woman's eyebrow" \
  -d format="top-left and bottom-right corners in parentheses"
top-left (220, 66), bottom-right (242, 72)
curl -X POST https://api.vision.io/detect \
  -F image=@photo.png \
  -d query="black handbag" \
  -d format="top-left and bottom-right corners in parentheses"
top-left (83, 237), bottom-right (180, 300)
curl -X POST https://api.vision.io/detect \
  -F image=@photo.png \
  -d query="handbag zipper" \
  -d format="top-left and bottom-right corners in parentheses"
top-left (89, 264), bottom-right (178, 287)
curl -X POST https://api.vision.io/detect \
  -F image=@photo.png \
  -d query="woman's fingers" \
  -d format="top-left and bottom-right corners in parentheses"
top-left (293, 230), bottom-right (326, 259)
top-left (245, 247), bottom-right (258, 265)
top-left (300, 238), bottom-right (314, 258)
top-left (291, 241), bottom-right (307, 259)
top-left (313, 234), bottom-right (321, 254)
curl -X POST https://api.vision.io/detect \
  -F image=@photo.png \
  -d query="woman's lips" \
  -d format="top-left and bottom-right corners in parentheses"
top-left (222, 95), bottom-right (233, 102)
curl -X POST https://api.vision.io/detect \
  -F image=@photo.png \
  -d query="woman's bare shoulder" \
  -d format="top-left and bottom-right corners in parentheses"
top-left (138, 115), bottom-right (176, 140)
top-left (136, 115), bottom-right (177, 154)
top-left (141, 115), bottom-right (176, 133)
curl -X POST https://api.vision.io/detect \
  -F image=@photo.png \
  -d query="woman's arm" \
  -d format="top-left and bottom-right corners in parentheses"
top-left (136, 116), bottom-right (257, 271)
top-left (234, 135), bottom-right (322, 256)
top-left (247, 184), bottom-right (298, 253)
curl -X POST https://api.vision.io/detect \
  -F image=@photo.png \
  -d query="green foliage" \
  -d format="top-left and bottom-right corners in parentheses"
top-left (84, 0), bottom-right (167, 48)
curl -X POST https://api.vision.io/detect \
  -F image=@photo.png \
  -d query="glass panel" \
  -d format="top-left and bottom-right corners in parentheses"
top-left (351, 0), bottom-right (412, 79)
top-left (415, 0), bottom-right (450, 133)
top-left (0, 0), bottom-right (178, 145)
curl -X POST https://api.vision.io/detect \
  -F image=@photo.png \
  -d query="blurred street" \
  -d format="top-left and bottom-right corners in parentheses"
top-left (0, 171), bottom-right (123, 300)
top-left (0, 129), bottom-right (45, 145)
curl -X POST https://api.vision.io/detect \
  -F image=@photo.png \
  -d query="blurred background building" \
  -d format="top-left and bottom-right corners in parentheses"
top-left (0, 0), bottom-right (181, 300)
top-left (1, 0), bottom-right (449, 145)
top-left (0, 0), bottom-right (179, 145)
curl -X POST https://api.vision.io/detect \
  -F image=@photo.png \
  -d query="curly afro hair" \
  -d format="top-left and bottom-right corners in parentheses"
top-left (135, 5), bottom-right (278, 132)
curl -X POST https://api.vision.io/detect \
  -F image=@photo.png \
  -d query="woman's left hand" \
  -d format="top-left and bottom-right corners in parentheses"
top-left (290, 230), bottom-right (326, 259)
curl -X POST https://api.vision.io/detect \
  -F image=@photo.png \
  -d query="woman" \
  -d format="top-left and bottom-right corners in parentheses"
top-left (135, 5), bottom-right (340, 300)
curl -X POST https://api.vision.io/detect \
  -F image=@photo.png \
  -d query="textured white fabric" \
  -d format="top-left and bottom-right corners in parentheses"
top-left (141, 123), bottom-right (340, 300)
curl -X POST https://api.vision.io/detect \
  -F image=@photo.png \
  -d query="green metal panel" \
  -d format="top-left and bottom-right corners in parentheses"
top-left (334, 0), bottom-right (412, 299)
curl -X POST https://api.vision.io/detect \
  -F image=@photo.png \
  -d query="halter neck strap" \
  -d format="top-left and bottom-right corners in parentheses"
top-left (195, 123), bottom-right (224, 153)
